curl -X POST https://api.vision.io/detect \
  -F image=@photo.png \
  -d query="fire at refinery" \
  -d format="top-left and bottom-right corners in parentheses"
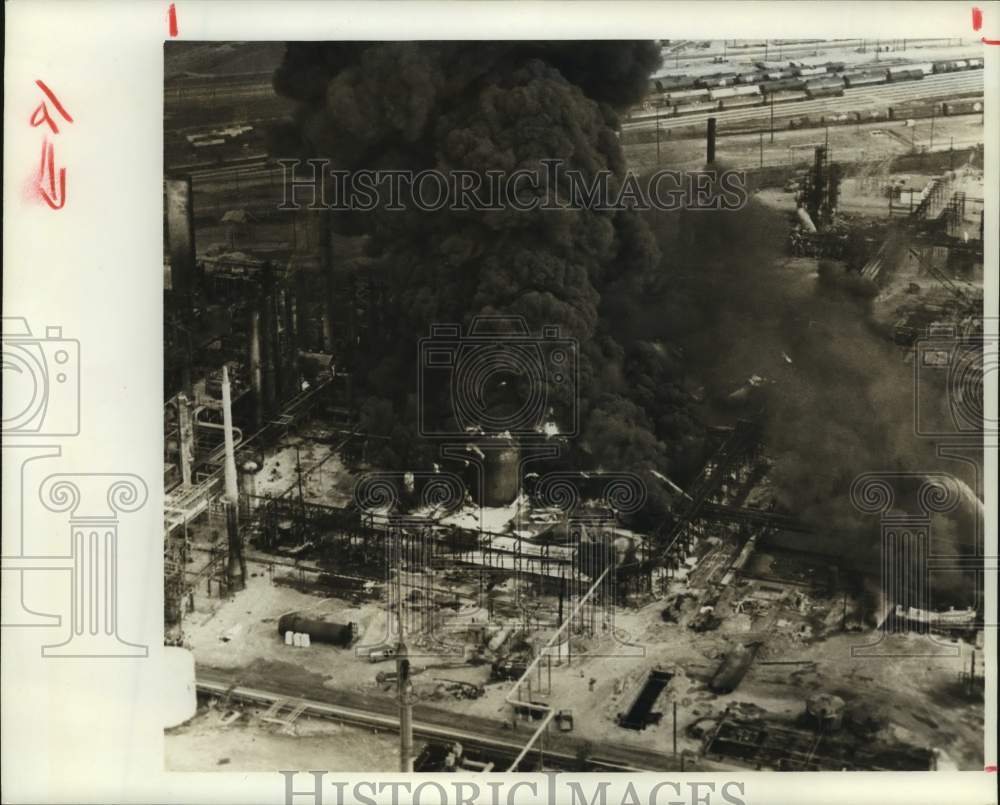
top-left (162, 39), bottom-right (988, 774)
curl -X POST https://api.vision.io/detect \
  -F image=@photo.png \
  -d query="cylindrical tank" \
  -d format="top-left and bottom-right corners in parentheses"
top-left (472, 439), bottom-right (520, 508)
top-left (709, 643), bottom-right (760, 693)
top-left (240, 460), bottom-right (260, 503)
top-left (806, 693), bottom-right (845, 731)
top-left (277, 612), bottom-right (354, 647)
top-left (163, 646), bottom-right (197, 728)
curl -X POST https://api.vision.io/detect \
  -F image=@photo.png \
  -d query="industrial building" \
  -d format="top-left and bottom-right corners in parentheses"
top-left (163, 39), bottom-right (988, 774)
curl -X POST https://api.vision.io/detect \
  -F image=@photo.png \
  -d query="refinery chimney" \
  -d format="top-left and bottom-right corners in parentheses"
top-left (221, 365), bottom-right (245, 590)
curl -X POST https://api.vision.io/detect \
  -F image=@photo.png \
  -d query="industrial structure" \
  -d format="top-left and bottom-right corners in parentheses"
top-left (164, 38), bottom-right (988, 775)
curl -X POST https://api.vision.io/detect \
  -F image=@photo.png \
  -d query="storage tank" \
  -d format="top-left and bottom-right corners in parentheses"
top-left (805, 693), bottom-right (845, 731)
top-left (277, 613), bottom-right (355, 647)
top-left (163, 646), bottom-right (197, 728)
top-left (709, 643), bottom-right (760, 693)
top-left (470, 437), bottom-right (520, 508)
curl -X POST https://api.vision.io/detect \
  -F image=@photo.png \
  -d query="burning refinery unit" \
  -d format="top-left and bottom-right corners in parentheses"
top-left (163, 40), bottom-right (987, 774)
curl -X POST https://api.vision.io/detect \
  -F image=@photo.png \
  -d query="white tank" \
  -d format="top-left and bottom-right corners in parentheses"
top-left (163, 646), bottom-right (197, 728)
top-left (285, 630), bottom-right (294, 645)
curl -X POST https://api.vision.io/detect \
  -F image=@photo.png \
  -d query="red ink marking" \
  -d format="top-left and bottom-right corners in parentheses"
top-left (36, 138), bottom-right (67, 210)
top-left (30, 80), bottom-right (73, 134)
top-left (168, 3), bottom-right (178, 37)
top-left (986, 764), bottom-right (998, 773)
top-left (975, 5), bottom-right (1000, 43)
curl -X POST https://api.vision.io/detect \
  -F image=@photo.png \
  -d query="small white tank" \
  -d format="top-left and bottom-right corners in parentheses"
top-left (163, 646), bottom-right (197, 728)
top-left (302, 633), bottom-right (311, 648)
top-left (285, 630), bottom-right (294, 646)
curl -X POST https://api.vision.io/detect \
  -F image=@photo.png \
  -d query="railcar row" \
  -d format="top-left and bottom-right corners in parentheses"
top-left (648, 55), bottom-right (982, 100)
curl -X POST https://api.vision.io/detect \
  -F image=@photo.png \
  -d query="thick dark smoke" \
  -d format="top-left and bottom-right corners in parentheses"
top-left (632, 197), bottom-right (982, 604)
top-left (272, 43), bottom-right (980, 605)
top-left (272, 41), bottom-right (685, 519)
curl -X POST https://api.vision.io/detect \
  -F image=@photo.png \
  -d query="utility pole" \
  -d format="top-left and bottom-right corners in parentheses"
top-left (770, 92), bottom-right (775, 142)
top-left (656, 105), bottom-right (661, 164)
top-left (673, 700), bottom-right (678, 756)
top-left (930, 106), bottom-right (936, 151)
top-left (759, 131), bottom-right (764, 167)
top-left (397, 640), bottom-right (413, 772)
top-left (295, 444), bottom-right (304, 508)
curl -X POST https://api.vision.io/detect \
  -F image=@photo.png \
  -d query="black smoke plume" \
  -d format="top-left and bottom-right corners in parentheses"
top-left (272, 41), bottom-right (687, 520)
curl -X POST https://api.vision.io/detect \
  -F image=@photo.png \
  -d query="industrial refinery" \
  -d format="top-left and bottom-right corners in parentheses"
top-left (163, 39), bottom-right (987, 773)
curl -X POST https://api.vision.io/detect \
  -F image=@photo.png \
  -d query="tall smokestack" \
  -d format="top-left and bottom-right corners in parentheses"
top-left (165, 176), bottom-right (196, 313)
top-left (249, 309), bottom-right (264, 427)
top-left (221, 366), bottom-right (238, 504)
top-left (177, 392), bottom-right (194, 487)
top-left (707, 117), bottom-right (717, 164)
top-left (221, 365), bottom-right (245, 591)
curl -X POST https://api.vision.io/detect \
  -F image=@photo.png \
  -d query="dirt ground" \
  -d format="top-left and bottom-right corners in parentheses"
top-left (177, 545), bottom-right (984, 772)
top-left (166, 705), bottom-right (401, 771)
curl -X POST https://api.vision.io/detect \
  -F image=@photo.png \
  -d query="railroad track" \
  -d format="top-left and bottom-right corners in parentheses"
top-left (195, 670), bottom-right (682, 772)
top-left (624, 71), bottom-right (984, 132)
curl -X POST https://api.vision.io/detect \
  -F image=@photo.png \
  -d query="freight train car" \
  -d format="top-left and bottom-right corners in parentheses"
top-left (932, 59), bottom-right (969, 73)
top-left (968, 57), bottom-right (984, 69)
top-left (708, 84), bottom-right (761, 101)
top-left (665, 87), bottom-right (711, 103)
top-left (942, 99), bottom-right (984, 116)
top-left (805, 78), bottom-right (845, 98)
top-left (695, 73), bottom-right (740, 88)
top-left (887, 65), bottom-right (927, 81)
top-left (794, 65), bottom-right (828, 78)
top-left (760, 77), bottom-right (807, 94)
top-left (843, 70), bottom-right (888, 87)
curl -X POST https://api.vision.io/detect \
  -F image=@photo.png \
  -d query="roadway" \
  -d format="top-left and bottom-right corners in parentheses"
top-left (197, 666), bottom-right (687, 772)
top-left (624, 70), bottom-right (984, 133)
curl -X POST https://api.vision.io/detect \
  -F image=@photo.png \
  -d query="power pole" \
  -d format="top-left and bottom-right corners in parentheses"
top-left (770, 92), bottom-right (775, 143)
top-left (759, 131), bottom-right (764, 167)
top-left (656, 105), bottom-right (661, 164)
top-left (397, 641), bottom-right (413, 772)
top-left (930, 107), bottom-right (936, 151)
top-left (673, 700), bottom-right (678, 756)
